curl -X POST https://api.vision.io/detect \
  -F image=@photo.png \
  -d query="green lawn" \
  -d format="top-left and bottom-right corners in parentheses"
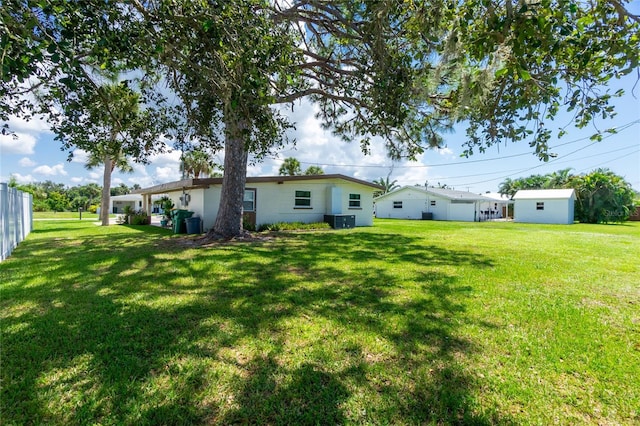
top-left (1, 219), bottom-right (638, 424)
top-left (33, 211), bottom-right (112, 220)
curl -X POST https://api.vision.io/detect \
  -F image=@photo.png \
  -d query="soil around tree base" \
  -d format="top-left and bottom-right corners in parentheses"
top-left (167, 230), bottom-right (276, 248)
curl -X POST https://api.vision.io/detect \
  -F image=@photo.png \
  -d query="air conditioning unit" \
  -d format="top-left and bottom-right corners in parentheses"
top-left (324, 214), bottom-right (355, 229)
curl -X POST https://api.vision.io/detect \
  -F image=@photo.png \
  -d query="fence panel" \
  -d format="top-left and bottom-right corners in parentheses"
top-left (1, 183), bottom-right (33, 262)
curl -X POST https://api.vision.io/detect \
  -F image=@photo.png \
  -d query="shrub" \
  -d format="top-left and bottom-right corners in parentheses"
top-left (243, 217), bottom-right (256, 232)
top-left (130, 211), bottom-right (150, 225)
top-left (568, 169), bottom-right (636, 223)
top-left (257, 222), bottom-right (331, 232)
top-left (119, 209), bottom-right (149, 225)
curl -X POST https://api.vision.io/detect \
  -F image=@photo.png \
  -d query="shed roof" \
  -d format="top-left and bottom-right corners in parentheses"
top-left (512, 189), bottom-right (576, 200)
top-left (134, 174), bottom-right (384, 195)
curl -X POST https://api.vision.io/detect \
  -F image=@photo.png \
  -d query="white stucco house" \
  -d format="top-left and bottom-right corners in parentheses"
top-left (135, 174), bottom-right (382, 231)
top-left (513, 189), bottom-right (576, 224)
top-left (109, 194), bottom-right (165, 214)
top-left (374, 186), bottom-right (495, 222)
top-left (109, 194), bottom-right (143, 214)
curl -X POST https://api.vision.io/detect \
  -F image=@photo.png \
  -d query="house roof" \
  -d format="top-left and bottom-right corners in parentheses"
top-left (512, 189), bottom-right (576, 200)
top-left (481, 192), bottom-right (514, 203)
top-left (111, 194), bottom-right (142, 201)
top-left (134, 174), bottom-right (384, 195)
top-left (375, 186), bottom-right (494, 202)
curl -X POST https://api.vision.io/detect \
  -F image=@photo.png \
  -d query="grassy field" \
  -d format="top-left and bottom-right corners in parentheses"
top-left (33, 211), bottom-right (112, 220)
top-left (1, 219), bottom-right (638, 424)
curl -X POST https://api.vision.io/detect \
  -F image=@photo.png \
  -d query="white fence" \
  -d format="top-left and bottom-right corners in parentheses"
top-left (1, 183), bottom-right (33, 262)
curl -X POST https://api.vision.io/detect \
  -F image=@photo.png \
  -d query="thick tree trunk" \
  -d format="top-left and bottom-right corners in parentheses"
top-left (210, 115), bottom-right (249, 238)
top-left (100, 155), bottom-right (113, 226)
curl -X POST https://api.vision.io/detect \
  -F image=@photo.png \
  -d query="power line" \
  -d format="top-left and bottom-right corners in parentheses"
top-left (454, 142), bottom-right (639, 187)
top-left (576, 148), bottom-right (640, 174)
top-left (270, 119), bottom-right (640, 169)
top-left (431, 143), bottom-right (639, 183)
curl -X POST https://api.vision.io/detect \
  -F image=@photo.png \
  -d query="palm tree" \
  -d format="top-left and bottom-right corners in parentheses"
top-left (304, 165), bottom-right (324, 175)
top-left (498, 178), bottom-right (520, 198)
top-left (180, 149), bottom-right (214, 179)
top-left (278, 157), bottom-right (302, 176)
top-left (373, 176), bottom-right (400, 197)
top-left (544, 168), bottom-right (574, 189)
top-left (85, 148), bottom-right (134, 176)
top-left (85, 145), bottom-right (134, 221)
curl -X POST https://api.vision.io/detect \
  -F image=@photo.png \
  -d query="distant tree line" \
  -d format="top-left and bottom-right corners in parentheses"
top-left (7, 177), bottom-right (140, 213)
top-left (499, 168), bottom-right (638, 223)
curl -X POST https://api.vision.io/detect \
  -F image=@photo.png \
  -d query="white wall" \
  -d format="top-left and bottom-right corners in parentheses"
top-left (1, 183), bottom-right (33, 262)
top-left (424, 195), bottom-right (448, 220)
top-left (514, 199), bottom-right (574, 224)
top-left (161, 178), bottom-right (376, 230)
top-left (375, 188), bottom-right (427, 219)
top-left (448, 202), bottom-right (476, 222)
top-left (202, 187), bottom-right (221, 232)
top-left (375, 189), bottom-right (478, 221)
top-left (254, 179), bottom-right (374, 226)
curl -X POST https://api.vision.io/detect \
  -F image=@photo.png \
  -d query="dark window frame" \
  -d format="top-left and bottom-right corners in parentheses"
top-left (243, 188), bottom-right (256, 212)
top-left (294, 190), bottom-right (312, 208)
top-left (349, 193), bottom-right (361, 208)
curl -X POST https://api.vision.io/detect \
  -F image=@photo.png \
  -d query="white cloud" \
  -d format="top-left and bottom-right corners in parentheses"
top-left (10, 173), bottom-right (35, 184)
top-left (436, 147), bottom-right (454, 156)
top-left (6, 114), bottom-right (51, 134)
top-left (149, 149), bottom-right (182, 166)
top-left (70, 177), bottom-right (85, 183)
top-left (33, 163), bottom-right (68, 176)
top-left (0, 133), bottom-right (37, 155)
top-left (155, 166), bottom-right (181, 182)
top-left (19, 157), bottom-right (37, 167)
top-left (70, 149), bottom-right (90, 164)
top-left (88, 171), bottom-right (101, 180)
top-left (131, 176), bottom-right (156, 188)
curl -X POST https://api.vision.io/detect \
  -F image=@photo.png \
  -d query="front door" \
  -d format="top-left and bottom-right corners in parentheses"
top-left (242, 188), bottom-right (257, 229)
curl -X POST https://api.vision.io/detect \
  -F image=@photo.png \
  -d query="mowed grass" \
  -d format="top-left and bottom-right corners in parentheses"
top-left (33, 211), bottom-right (109, 220)
top-left (1, 219), bottom-right (638, 424)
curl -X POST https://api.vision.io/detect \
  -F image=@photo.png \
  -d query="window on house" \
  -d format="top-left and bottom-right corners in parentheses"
top-left (349, 193), bottom-right (361, 208)
top-left (243, 189), bottom-right (255, 212)
top-left (536, 202), bottom-right (544, 210)
top-left (393, 201), bottom-right (403, 209)
top-left (295, 190), bottom-right (311, 207)
top-left (430, 200), bottom-right (436, 206)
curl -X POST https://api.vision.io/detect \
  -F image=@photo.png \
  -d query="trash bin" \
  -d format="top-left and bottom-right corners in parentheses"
top-left (185, 216), bottom-right (201, 234)
top-left (171, 210), bottom-right (194, 234)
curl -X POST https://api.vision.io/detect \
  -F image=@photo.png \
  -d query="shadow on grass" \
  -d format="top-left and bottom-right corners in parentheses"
top-left (1, 225), bottom-right (510, 424)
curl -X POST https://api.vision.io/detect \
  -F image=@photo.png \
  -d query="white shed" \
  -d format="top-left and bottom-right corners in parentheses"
top-left (136, 174), bottom-right (382, 231)
top-left (374, 186), bottom-right (494, 222)
top-left (513, 189), bottom-right (576, 224)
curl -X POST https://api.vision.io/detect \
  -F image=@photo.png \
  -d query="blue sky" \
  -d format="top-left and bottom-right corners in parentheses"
top-left (1, 68), bottom-right (639, 194)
